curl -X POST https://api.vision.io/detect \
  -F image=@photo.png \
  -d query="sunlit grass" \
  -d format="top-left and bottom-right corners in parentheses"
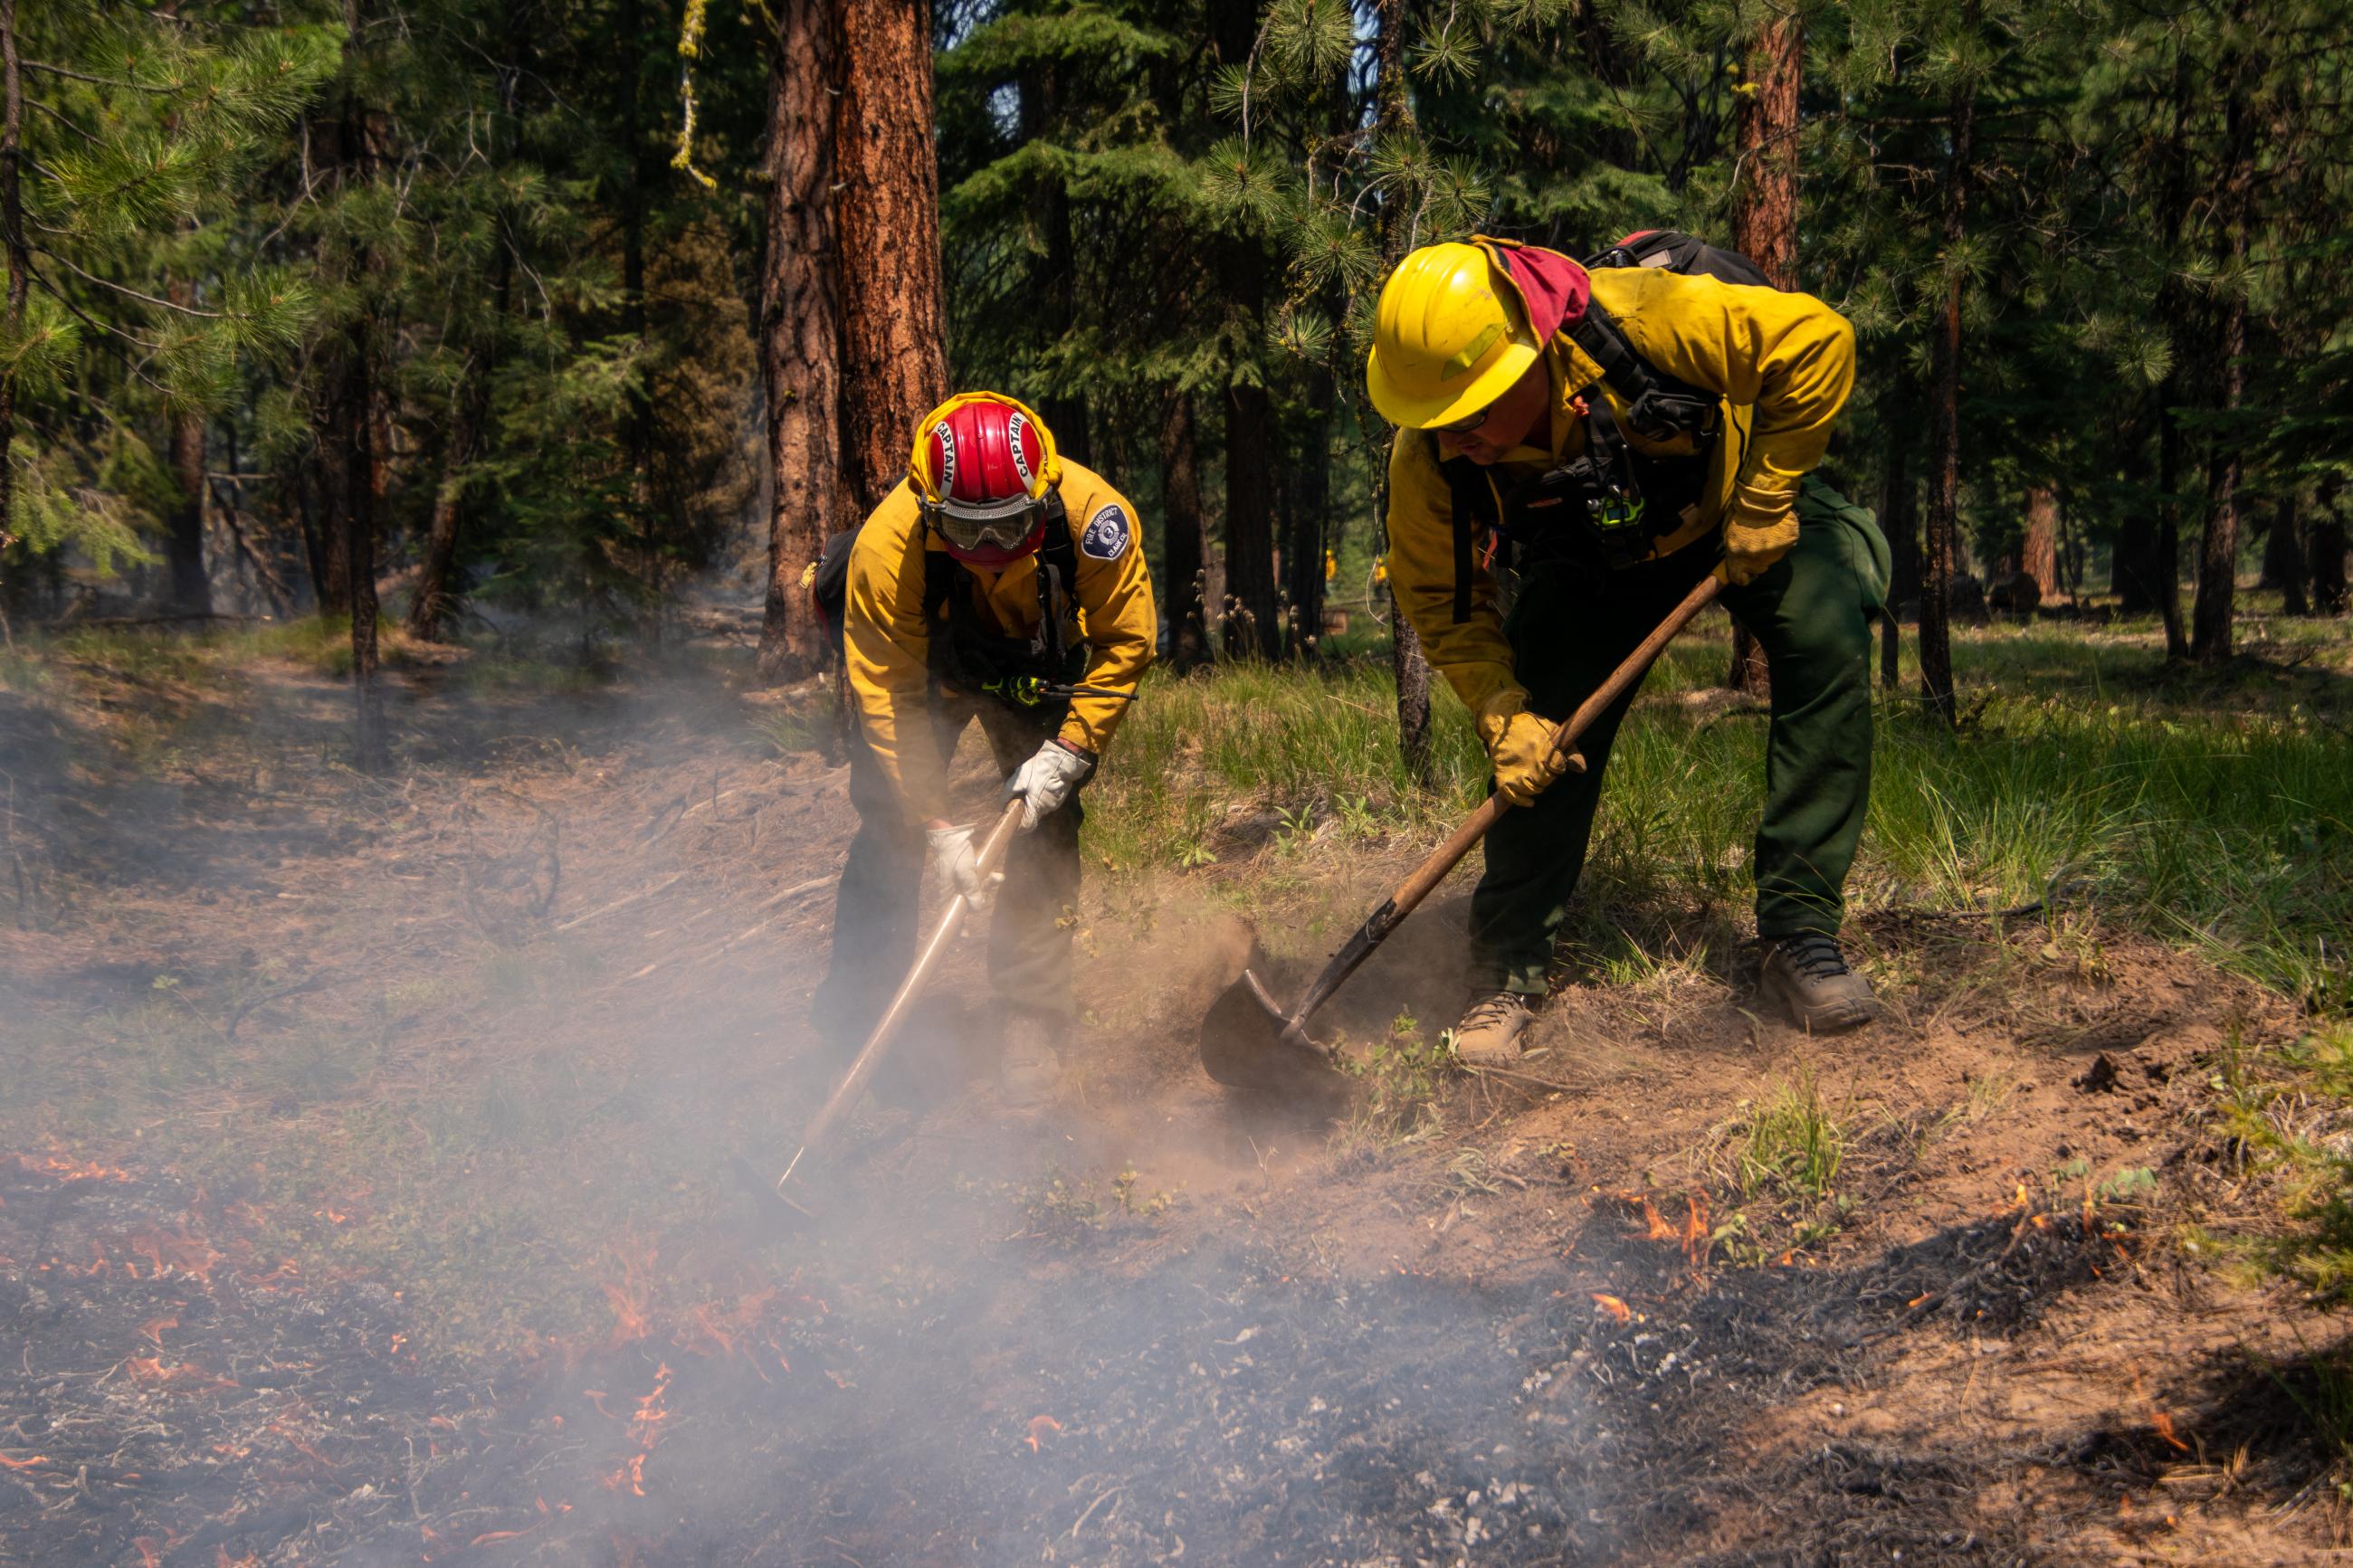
top-left (1087, 612), bottom-right (2353, 1013)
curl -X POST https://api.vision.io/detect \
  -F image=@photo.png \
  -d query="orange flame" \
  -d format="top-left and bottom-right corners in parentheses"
top-left (138, 1315), bottom-right (178, 1347)
top-left (2132, 1371), bottom-right (2191, 1453)
top-left (132, 1539), bottom-right (161, 1568)
top-left (0, 1453), bottom-right (49, 1471)
top-left (599, 1241), bottom-right (658, 1351)
top-left (7, 1153), bottom-right (132, 1183)
top-left (123, 1357), bottom-right (237, 1393)
top-left (128, 1231), bottom-right (221, 1284)
top-left (1679, 1193), bottom-right (1710, 1268)
top-left (1024, 1415), bottom-right (1062, 1453)
top-left (1591, 1293), bottom-right (1632, 1325)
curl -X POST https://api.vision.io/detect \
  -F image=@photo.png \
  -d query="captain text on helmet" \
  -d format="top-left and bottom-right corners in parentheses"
top-left (1367, 234), bottom-right (1892, 1069)
top-left (811, 393), bottom-right (1157, 1111)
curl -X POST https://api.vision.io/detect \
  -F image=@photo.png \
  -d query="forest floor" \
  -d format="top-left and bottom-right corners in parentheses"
top-left (4, 610), bottom-right (2352, 1566)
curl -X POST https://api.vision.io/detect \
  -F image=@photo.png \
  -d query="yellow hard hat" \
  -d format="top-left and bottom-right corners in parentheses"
top-left (1365, 242), bottom-right (1542, 429)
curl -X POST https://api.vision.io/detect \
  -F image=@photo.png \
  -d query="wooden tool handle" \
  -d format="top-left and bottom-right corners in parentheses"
top-left (1273, 572), bottom-right (1725, 1038)
top-left (1384, 571), bottom-right (1723, 925)
top-left (777, 797), bottom-right (1026, 1191)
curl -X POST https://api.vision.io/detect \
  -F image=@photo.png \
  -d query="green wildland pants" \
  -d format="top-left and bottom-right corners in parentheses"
top-left (1470, 476), bottom-right (1890, 996)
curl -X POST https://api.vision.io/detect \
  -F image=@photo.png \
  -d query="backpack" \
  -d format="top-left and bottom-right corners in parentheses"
top-left (1435, 231), bottom-right (1770, 613)
top-left (1586, 229), bottom-right (1773, 288)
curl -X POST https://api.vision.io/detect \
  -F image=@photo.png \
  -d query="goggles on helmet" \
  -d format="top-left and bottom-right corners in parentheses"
top-left (919, 490), bottom-right (1048, 556)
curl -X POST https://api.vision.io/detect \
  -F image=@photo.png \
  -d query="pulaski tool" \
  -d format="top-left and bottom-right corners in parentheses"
top-left (1199, 572), bottom-right (1723, 1092)
top-left (770, 797), bottom-right (1026, 1217)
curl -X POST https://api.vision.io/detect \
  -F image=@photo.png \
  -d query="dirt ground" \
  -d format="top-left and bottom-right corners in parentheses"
top-left (2, 644), bottom-right (2348, 1566)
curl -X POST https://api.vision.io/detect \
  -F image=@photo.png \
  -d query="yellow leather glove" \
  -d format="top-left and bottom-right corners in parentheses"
top-left (1475, 691), bottom-right (1586, 807)
top-left (1720, 476), bottom-right (1801, 585)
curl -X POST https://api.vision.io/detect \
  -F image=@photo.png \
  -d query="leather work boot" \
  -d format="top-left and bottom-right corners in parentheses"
top-left (998, 1012), bottom-right (1065, 1112)
top-left (1449, 992), bottom-right (1537, 1070)
top-left (1758, 934), bottom-right (1876, 1033)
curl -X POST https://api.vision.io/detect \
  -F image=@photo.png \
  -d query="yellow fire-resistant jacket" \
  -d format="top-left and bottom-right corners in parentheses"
top-left (845, 462), bottom-right (1157, 825)
top-left (1386, 265), bottom-right (1856, 719)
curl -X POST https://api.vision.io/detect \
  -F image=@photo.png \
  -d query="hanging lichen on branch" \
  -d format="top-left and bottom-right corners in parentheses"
top-left (671, 0), bottom-right (717, 191)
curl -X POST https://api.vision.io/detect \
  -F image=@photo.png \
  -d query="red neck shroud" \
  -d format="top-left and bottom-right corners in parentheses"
top-left (1477, 238), bottom-right (1591, 343)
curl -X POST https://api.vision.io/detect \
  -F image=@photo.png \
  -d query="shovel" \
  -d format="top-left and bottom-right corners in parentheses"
top-left (769, 796), bottom-right (1027, 1216)
top-left (1199, 571), bottom-right (1723, 1092)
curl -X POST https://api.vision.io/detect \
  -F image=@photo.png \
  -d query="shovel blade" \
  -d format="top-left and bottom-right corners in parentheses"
top-left (1198, 966), bottom-right (1345, 1095)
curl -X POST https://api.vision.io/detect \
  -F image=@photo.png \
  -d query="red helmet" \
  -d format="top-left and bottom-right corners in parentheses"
top-left (907, 392), bottom-right (1061, 566)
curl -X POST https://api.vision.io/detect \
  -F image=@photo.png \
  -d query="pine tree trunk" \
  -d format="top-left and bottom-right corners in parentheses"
top-left (2191, 10), bottom-right (2257, 665)
top-left (163, 271), bottom-right (214, 614)
top-left (1920, 58), bottom-right (1973, 727)
top-left (756, 0), bottom-right (844, 683)
top-left (832, 0), bottom-right (948, 513)
top-left (1372, 0), bottom-right (1433, 777)
top-left (165, 404), bottom-right (210, 613)
top-left (1223, 378), bottom-right (1278, 660)
top-left (2312, 513), bottom-right (2348, 614)
top-left (1880, 433), bottom-right (1915, 689)
top-left (407, 372), bottom-right (479, 641)
top-left (1286, 380), bottom-right (1331, 660)
top-left (1160, 389), bottom-right (1208, 670)
top-left (334, 10), bottom-right (385, 773)
top-left (0, 0), bottom-right (17, 586)
top-left (1026, 63), bottom-right (1089, 468)
top-left (2265, 494), bottom-right (2308, 615)
top-left (1729, 6), bottom-right (1801, 290)
top-left (2021, 484), bottom-right (2059, 606)
top-left (1721, 5), bottom-right (1799, 697)
top-left (2148, 51), bottom-right (2195, 658)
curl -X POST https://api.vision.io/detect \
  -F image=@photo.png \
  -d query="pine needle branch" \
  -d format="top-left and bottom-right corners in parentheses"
top-left (29, 246), bottom-right (224, 318)
top-left (21, 60), bottom-right (176, 94)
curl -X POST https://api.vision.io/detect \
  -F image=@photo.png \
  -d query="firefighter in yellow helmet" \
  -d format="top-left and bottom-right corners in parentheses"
top-left (1367, 234), bottom-right (1890, 1068)
top-left (811, 393), bottom-right (1157, 1109)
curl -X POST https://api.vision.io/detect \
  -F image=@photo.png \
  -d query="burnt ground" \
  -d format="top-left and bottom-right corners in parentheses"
top-left (2, 641), bottom-right (2348, 1566)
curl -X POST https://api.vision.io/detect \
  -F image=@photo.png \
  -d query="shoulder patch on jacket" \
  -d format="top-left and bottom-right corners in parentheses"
top-left (1080, 503), bottom-right (1131, 561)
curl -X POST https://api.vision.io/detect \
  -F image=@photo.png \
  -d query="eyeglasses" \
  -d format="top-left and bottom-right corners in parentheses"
top-left (1434, 407), bottom-right (1491, 436)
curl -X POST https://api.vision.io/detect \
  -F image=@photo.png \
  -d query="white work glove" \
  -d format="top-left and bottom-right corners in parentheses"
top-left (925, 823), bottom-right (1003, 910)
top-left (1002, 738), bottom-right (1095, 832)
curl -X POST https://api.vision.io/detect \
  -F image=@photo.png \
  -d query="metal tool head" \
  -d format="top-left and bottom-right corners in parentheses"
top-left (731, 1155), bottom-right (820, 1233)
top-left (1198, 965), bottom-right (1346, 1095)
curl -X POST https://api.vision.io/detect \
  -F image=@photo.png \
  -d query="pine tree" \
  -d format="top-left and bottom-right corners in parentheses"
top-left (0, 5), bottom-right (329, 610)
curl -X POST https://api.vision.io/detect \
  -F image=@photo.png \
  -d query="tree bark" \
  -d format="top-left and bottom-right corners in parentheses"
top-left (0, 0), bottom-right (27, 578)
top-left (2147, 49), bottom-right (2195, 656)
top-left (1372, 0), bottom-right (1433, 776)
top-left (1025, 62), bottom-right (1088, 467)
top-left (2264, 493), bottom-right (2308, 615)
top-left (833, 0), bottom-right (948, 514)
top-left (1723, 5), bottom-right (1798, 696)
top-left (1159, 389), bottom-right (1208, 670)
top-left (2312, 513), bottom-right (2348, 615)
top-left (162, 271), bottom-right (213, 614)
top-left (1920, 53), bottom-right (1973, 727)
top-left (406, 371), bottom-right (480, 641)
top-left (1879, 432), bottom-right (1914, 689)
top-left (2191, 6), bottom-right (2257, 665)
top-left (2020, 484), bottom-right (2059, 605)
top-left (1223, 378), bottom-right (1278, 660)
top-left (334, 3), bottom-right (384, 773)
top-left (1285, 380), bottom-right (1330, 660)
top-left (755, 0), bottom-right (845, 683)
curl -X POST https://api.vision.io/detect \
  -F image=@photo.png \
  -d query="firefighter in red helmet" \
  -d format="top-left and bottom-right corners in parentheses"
top-left (811, 393), bottom-right (1157, 1110)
